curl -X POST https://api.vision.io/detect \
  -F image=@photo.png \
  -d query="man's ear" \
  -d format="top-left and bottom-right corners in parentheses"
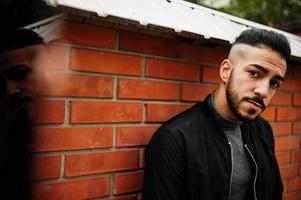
top-left (220, 59), bottom-right (232, 83)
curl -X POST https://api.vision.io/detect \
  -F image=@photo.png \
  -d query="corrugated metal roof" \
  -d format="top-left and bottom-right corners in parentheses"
top-left (45, 0), bottom-right (301, 58)
top-left (24, 14), bottom-right (64, 42)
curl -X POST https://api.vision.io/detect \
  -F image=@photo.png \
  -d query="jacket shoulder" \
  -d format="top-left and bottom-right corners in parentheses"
top-left (161, 102), bottom-right (203, 131)
top-left (147, 102), bottom-right (205, 152)
top-left (247, 116), bottom-right (275, 146)
top-left (250, 116), bottom-right (273, 134)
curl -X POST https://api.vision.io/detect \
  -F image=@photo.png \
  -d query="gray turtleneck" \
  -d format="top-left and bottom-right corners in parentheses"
top-left (209, 94), bottom-right (252, 200)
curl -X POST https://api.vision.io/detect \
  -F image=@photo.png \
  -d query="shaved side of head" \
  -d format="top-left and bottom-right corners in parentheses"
top-left (228, 43), bottom-right (283, 69)
top-left (228, 44), bottom-right (248, 66)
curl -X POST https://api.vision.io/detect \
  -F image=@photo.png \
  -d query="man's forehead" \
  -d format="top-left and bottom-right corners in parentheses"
top-left (0, 45), bottom-right (45, 67)
top-left (0, 48), bottom-right (30, 70)
top-left (229, 43), bottom-right (287, 76)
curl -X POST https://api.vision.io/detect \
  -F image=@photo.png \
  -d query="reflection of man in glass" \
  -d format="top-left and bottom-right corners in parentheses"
top-left (0, 29), bottom-right (48, 199)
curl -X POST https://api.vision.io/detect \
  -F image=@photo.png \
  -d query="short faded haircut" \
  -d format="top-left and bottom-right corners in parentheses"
top-left (233, 28), bottom-right (291, 62)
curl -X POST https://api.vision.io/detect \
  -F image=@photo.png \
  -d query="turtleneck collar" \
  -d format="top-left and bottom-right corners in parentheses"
top-left (208, 93), bottom-right (241, 130)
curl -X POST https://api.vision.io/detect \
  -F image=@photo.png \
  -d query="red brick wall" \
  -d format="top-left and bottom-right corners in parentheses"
top-left (29, 20), bottom-right (301, 200)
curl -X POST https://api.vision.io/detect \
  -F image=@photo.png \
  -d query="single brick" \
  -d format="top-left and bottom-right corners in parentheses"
top-left (277, 107), bottom-right (301, 121)
top-left (114, 171), bottom-right (144, 195)
top-left (146, 58), bottom-right (200, 81)
top-left (61, 20), bottom-right (116, 48)
top-left (275, 137), bottom-right (300, 151)
top-left (181, 83), bottom-right (216, 102)
top-left (33, 127), bottom-right (113, 152)
top-left (271, 122), bottom-right (292, 136)
top-left (116, 126), bottom-right (159, 147)
top-left (65, 150), bottom-right (139, 176)
top-left (119, 30), bottom-right (181, 58)
top-left (70, 101), bottom-right (143, 123)
top-left (30, 176), bottom-right (110, 200)
top-left (118, 79), bottom-right (179, 100)
top-left (40, 72), bottom-right (114, 98)
top-left (146, 103), bottom-right (191, 122)
top-left (70, 48), bottom-right (143, 76)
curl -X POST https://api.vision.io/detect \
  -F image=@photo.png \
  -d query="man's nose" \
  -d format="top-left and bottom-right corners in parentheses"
top-left (6, 80), bottom-right (21, 96)
top-left (253, 81), bottom-right (269, 98)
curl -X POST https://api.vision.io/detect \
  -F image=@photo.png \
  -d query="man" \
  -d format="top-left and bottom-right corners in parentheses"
top-left (142, 28), bottom-right (291, 200)
top-left (0, 29), bottom-right (49, 117)
top-left (0, 29), bottom-right (49, 199)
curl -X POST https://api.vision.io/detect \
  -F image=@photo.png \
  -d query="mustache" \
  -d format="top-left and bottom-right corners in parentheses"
top-left (242, 96), bottom-right (266, 110)
top-left (9, 94), bottom-right (34, 109)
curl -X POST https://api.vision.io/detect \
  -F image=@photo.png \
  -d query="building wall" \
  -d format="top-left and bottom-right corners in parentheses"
top-left (29, 20), bottom-right (301, 200)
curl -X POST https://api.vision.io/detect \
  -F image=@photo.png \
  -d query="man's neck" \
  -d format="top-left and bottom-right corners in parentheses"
top-left (213, 86), bottom-right (239, 122)
top-left (209, 93), bottom-right (241, 130)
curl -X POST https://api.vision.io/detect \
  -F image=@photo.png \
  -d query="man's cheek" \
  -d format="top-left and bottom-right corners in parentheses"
top-left (261, 96), bottom-right (272, 110)
top-left (22, 75), bottom-right (40, 95)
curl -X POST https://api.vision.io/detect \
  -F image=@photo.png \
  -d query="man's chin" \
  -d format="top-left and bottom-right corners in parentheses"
top-left (234, 109), bottom-right (261, 122)
top-left (13, 101), bottom-right (35, 119)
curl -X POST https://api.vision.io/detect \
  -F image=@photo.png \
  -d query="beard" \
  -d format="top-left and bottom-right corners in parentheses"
top-left (226, 72), bottom-right (266, 122)
top-left (9, 93), bottom-right (35, 120)
top-left (0, 92), bottom-right (33, 199)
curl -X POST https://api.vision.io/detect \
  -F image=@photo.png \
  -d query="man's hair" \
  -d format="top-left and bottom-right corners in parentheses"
top-left (233, 28), bottom-right (291, 62)
top-left (0, 29), bottom-right (44, 54)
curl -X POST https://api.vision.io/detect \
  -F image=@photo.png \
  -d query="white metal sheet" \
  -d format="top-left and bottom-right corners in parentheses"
top-left (45, 0), bottom-right (301, 58)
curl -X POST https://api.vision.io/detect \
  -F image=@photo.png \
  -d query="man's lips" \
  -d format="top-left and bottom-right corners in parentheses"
top-left (242, 95), bottom-right (266, 110)
top-left (10, 96), bottom-right (34, 111)
top-left (246, 99), bottom-right (263, 109)
top-left (14, 100), bottom-right (31, 110)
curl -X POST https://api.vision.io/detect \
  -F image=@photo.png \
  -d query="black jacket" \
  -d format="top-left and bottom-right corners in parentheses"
top-left (143, 95), bottom-right (283, 200)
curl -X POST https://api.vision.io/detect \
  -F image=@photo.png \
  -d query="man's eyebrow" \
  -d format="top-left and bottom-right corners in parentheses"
top-left (274, 75), bottom-right (284, 81)
top-left (249, 64), bottom-right (285, 81)
top-left (249, 64), bottom-right (268, 73)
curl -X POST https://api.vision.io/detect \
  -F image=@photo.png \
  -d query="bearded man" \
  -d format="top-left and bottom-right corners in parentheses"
top-left (143, 28), bottom-right (291, 200)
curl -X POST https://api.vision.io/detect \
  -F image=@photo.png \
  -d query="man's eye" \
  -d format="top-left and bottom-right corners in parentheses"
top-left (7, 66), bottom-right (31, 81)
top-left (270, 80), bottom-right (280, 89)
top-left (249, 71), bottom-right (259, 77)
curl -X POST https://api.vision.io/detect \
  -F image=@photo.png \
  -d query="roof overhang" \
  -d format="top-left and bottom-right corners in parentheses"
top-left (43, 0), bottom-right (301, 60)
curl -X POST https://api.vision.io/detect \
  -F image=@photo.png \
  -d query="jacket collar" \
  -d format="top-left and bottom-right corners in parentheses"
top-left (201, 94), bottom-right (255, 144)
